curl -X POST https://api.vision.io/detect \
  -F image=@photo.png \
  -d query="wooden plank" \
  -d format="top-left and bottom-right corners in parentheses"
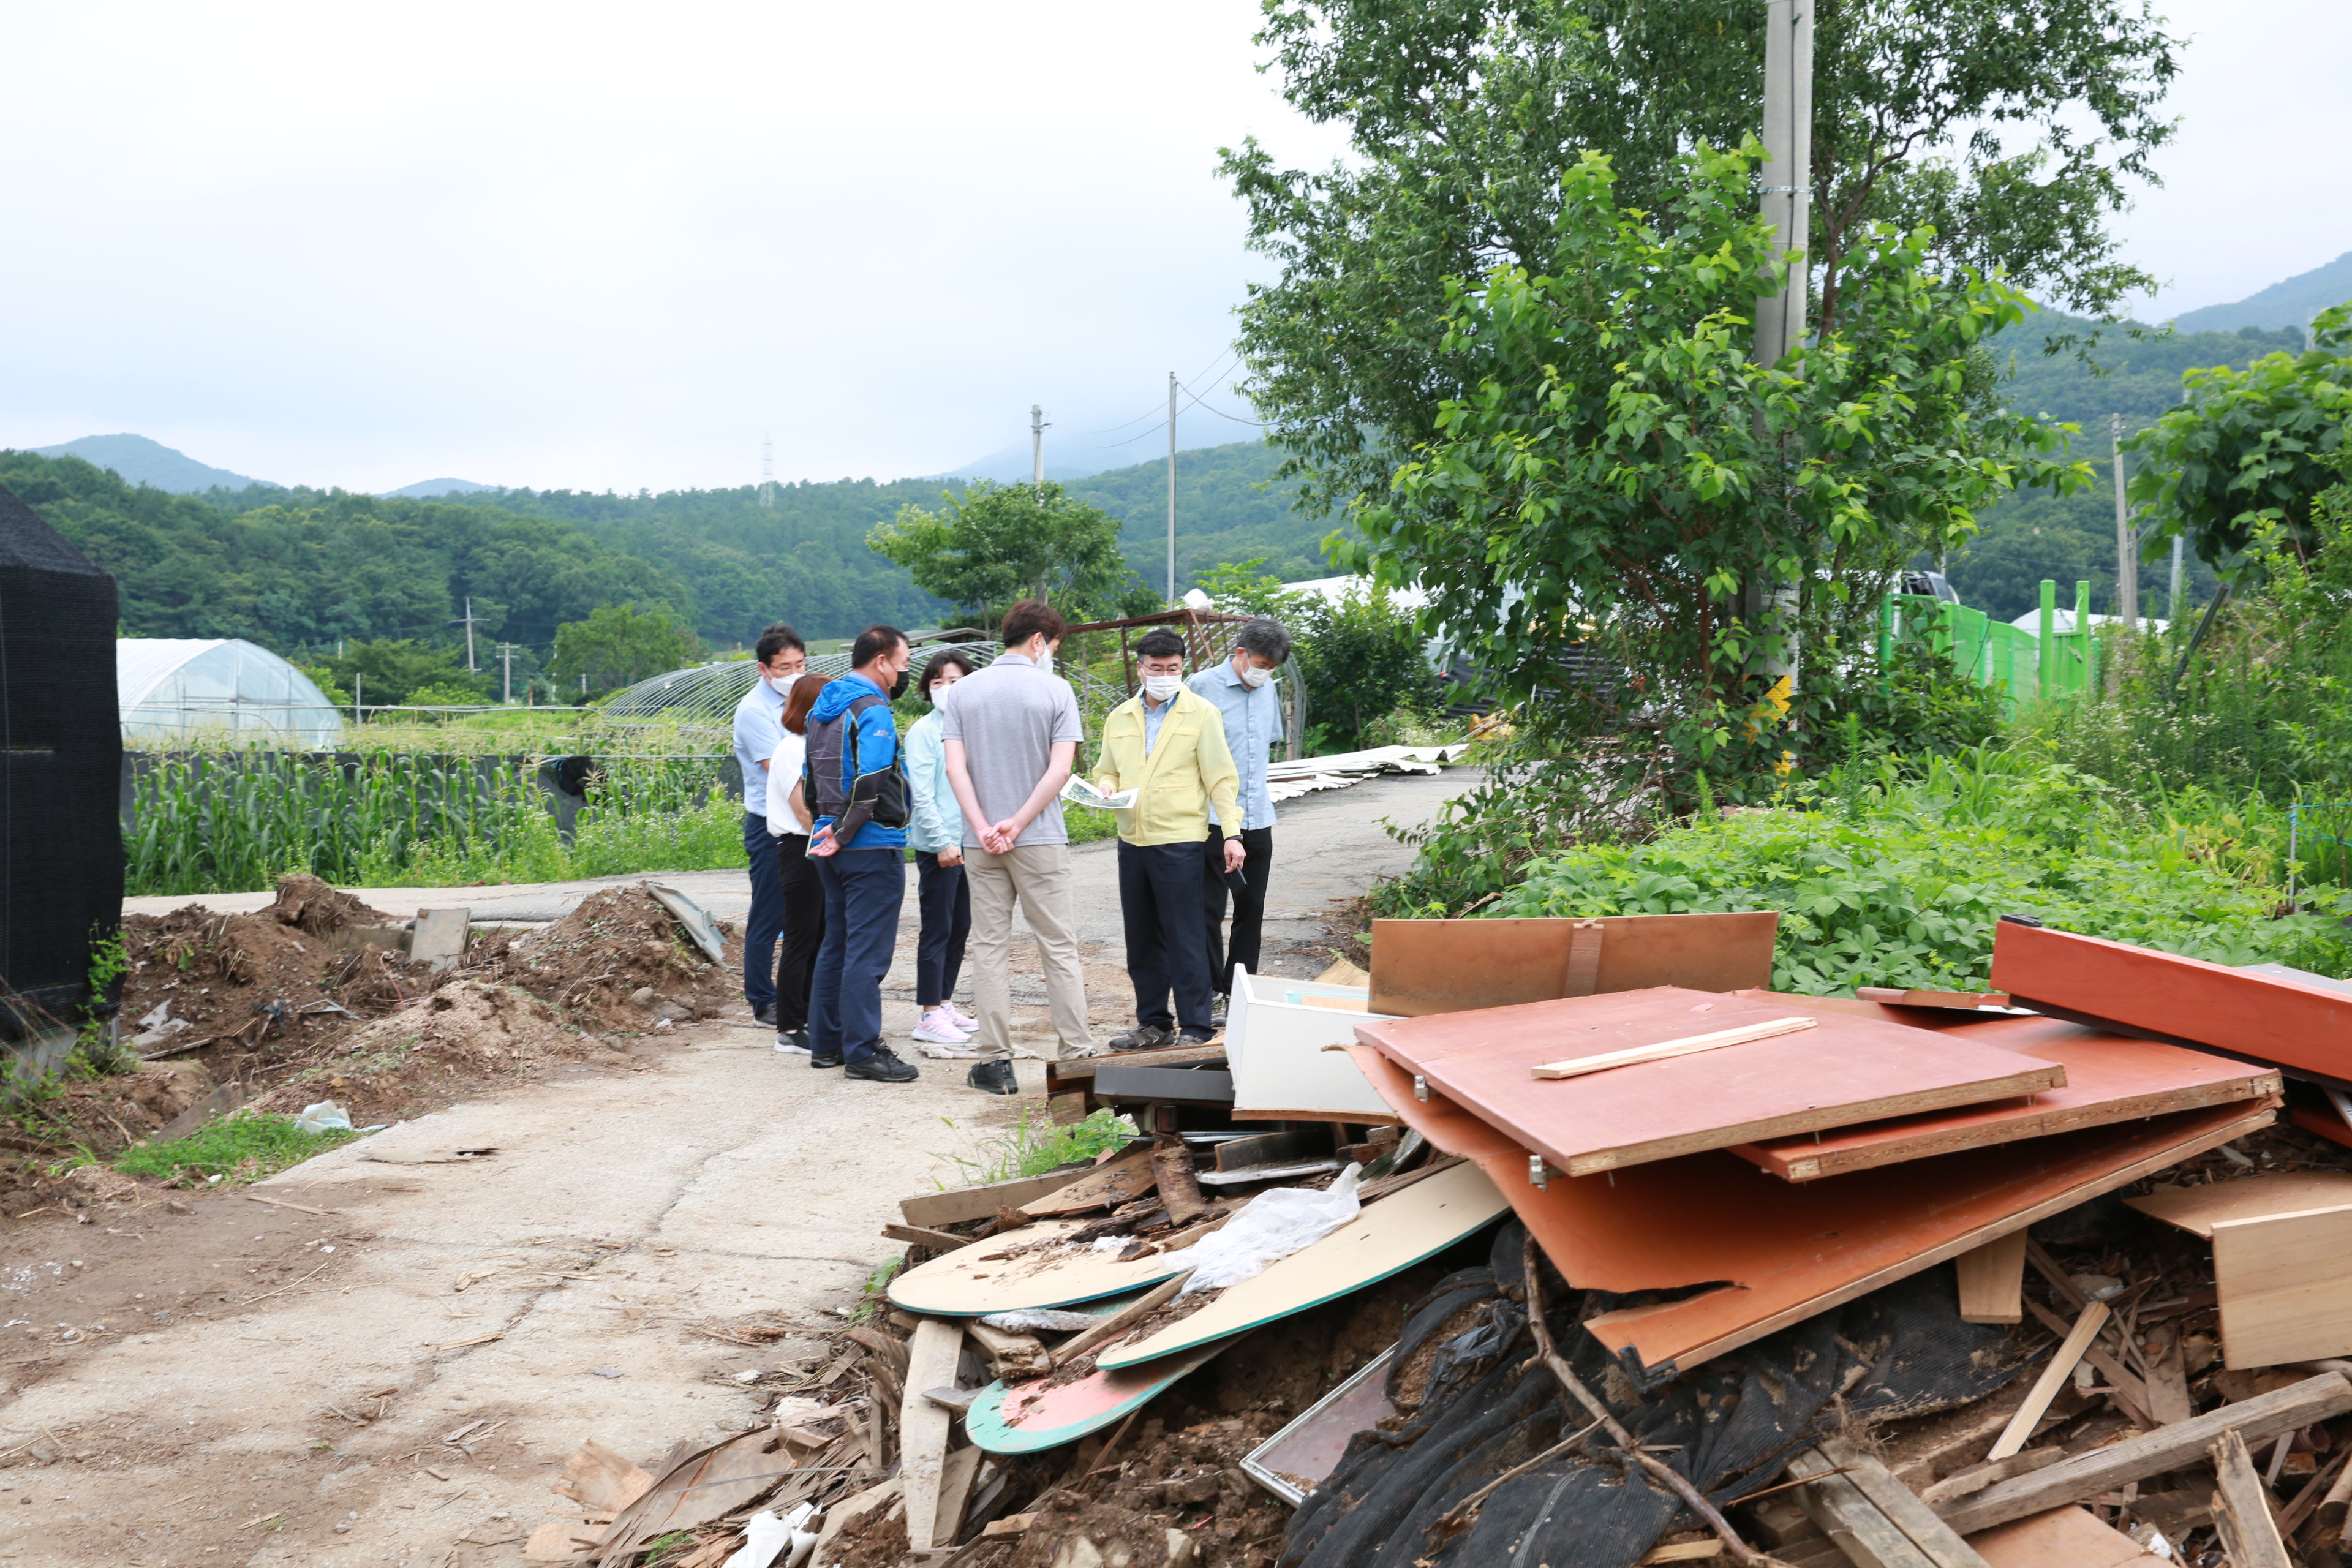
top-left (1098, 1161), bottom-right (1507, 1368)
top-left (1044, 1041), bottom-right (1227, 1080)
top-left (2209, 1428), bottom-right (2293, 1568)
top-left (2211, 1201), bottom-right (2352, 1369)
top-left (2018, 1297), bottom-right (2154, 1428)
top-left (1149, 1144), bottom-right (1210, 1226)
top-left (1019, 1148), bottom-right (1157, 1218)
top-left (1340, 1044), bottom-right (2277, 1386)
top-left (1918, 1452), bottom-right (2065, 1510)
top-left (1954, 1234), bottom-right (2027, 1324)
top-left (1355, 986), bottom-right (2067, 1177)
top-left (885, 1223), bottom-right (974, 1253)
top-left (935, 1445), bottom-right (982, 1549)
top-left (1047, 1092), bottom-right (1089, 1126)
top-left (1529, 1017), bottom-right (1816, 1079)
top-left (1989, 1302), bottom-right (2109, 1459)
top-left (900, 1167), bottom-right (1093, 1229)
top-left (1368, 912), bottom-right (1779, 1016)
top-left (886, 1219), bottom-right (1194, 1317)
top-left (1733, 1015), bottom-right (2280, 1181)
top-left (1048, 1273), bottom-right (1191, 1368)
top-left (1964, 1506), bottom-right (2166, 1567)
top-left (2141, 1322), bottom-right (2194, 1426)
top-left (1858, 987), bottom-right (2010, 1009)
top-left (1937, 1373), bottom-right (2352, 1536)
top-left (899, 1318), bottom-right (965, 1551)
top-left (1819, 1441), bottom-right (1993, 1568)
top-left (1787, 1448), bottom-right (1942, 1568)
top-left (2125, 1170), bottom-right (2352, 1237)
top-left (1989, 919), bottom-right (2352, 1080)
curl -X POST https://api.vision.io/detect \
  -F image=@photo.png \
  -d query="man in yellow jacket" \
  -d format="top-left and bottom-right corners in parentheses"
top-left (1093, 628), bottom-right (1246, 1050)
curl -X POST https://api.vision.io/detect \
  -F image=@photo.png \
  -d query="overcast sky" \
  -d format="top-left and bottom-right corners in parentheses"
top-left (2, 0), bottom-right (2343, 494)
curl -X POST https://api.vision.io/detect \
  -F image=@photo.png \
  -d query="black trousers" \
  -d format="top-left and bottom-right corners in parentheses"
top-left (1203, 824), bottom-right (1274, 994)
top-left (772, 832), bottom-right (825, 1032)
top-left (1119, 839), bottom-right (1215, 1036)
top-left (913, 851), bottom-right (971, 1008)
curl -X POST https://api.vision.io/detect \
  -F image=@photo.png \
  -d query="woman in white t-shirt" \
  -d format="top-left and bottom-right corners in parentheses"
top-left (766, 673), bottom-right (829, 1053)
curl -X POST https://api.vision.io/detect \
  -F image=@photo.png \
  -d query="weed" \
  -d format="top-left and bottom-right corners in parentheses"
top-left (847, 1257), bottom-right (903, 1326)
top-left (937, 1106), bottom-right (1137, 1188)
top-left (113, 1110), bottom-right (361, 1183)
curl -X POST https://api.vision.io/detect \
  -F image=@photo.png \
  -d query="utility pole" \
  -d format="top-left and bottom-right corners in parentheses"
top-left (1167, 372), bottom-right (1178, 605)
top-left (1030, 404), bottom-right (1047, 500)
top-left (496, 641), bottom-right (519, 704)
top-left (453, 597), bottom-right (478, 671)
top-left (353, 671), bottom-right (361, 728)
top-left (1749, 0), bottom-right (1813, 693)
top-left (760, 435), bottom-right (776, 509)
top-left (2112, 414), bottom-right (2136, 627)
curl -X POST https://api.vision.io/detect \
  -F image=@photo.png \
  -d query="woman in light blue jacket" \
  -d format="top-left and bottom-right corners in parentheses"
top-left (905, 650), bottom-right (978, 1046)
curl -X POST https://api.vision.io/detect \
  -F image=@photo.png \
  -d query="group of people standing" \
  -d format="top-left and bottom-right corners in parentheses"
top-left (731, 600), bottom-right (1293, 1095)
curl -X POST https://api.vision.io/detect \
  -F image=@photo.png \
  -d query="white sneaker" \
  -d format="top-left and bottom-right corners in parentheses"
top-left (946, 1003), bottom-right (979, 1031)
top-left (913, 1009), bottom-right (971, 1046)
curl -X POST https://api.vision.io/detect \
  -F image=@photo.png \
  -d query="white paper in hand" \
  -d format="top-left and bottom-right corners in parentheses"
top-left (1061, 775), bottom-right (1137, 812)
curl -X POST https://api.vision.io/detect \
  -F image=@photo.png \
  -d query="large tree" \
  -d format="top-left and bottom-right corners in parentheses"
top-left (1224, 0), bottom-right (2179, 516)
top-left (868, 481), bottom-right (1156, 627)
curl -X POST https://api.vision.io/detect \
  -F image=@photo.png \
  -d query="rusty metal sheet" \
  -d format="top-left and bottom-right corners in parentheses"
top-left (1990, 921), bottom-right (2352, 1083)
top-left (1367, 912), bottom-right (1778, 1017)
top-left (1341, 1042), bottom-right (2277, 1390)
top-left (1351, 986), bottom-right (2065, 1176)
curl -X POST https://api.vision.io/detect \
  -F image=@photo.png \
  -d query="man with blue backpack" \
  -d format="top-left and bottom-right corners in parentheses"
top-left (803, 624), bottom-right (920, 1084)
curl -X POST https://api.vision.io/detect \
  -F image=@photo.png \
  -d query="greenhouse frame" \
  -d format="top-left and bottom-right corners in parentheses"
top-left (118, 638), bottom-right (345, 748)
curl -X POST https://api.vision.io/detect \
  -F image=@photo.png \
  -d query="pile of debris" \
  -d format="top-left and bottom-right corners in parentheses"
top-left (469, 884), bottom-right (740, 1028)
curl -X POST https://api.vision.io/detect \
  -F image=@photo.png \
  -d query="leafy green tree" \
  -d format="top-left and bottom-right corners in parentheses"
top-left (1197, 558), bottom-right (1432, 751)
top-left (326, 640), bottom-right (489, 706)
top-left (2125, 304), bottom-right (2352, 572)
top-left (868, 481), bottom-right (1156, 627)
top-left (1224, 0), bottom-right (2179, 516)
top-left (1344, 144), bottom-right (2081, 788)
top-left (548, 604), bottom-right (703, 694)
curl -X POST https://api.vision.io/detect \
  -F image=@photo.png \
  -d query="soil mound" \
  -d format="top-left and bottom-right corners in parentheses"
top-left (248, 979), bottom-right (584, 1122)
top-left (268, 874), bottom-right (397, 936)
top-left (472, 883), bottom-right (737, 1026)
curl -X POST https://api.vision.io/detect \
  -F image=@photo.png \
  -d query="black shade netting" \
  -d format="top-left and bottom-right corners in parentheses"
top-left (1284, 1221), bottom-right (2027, 1568)
top-left (0, 485), bottom-right (123, 1038)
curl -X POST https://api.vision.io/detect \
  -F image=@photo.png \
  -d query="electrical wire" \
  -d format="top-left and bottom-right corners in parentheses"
top-left (1072, 344), bottom-right (1246, 440)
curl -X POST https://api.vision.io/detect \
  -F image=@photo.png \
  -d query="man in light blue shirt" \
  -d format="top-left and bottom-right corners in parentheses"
top-left (731, 623), bottom-right (805, 1025)
top-left (1187, 616), bottom-right (1291, 1005)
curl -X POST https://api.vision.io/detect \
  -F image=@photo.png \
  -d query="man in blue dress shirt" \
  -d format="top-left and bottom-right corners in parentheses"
top-left (1187, 616), bottom-right (1291, 1011)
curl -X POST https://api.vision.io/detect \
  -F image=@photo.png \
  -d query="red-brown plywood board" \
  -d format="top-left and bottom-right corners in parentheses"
top-left (1727, 1011), bottom-right (2280, 1180)
top-left (1352, 987), bottom-right (2066, 1175)
top-left (1990, 921), bottom-right (2352, 1081)
top-left (1340, 1044), bottom-right (2277, 1386)
top-left (1367, 913), bottom-right (1779, 1016)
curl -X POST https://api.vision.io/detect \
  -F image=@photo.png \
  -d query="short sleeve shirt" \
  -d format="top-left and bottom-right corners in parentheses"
top-left (731, 674), bottom-right (788, 822)
top-left (937, 652), bottom-right (1085, 848)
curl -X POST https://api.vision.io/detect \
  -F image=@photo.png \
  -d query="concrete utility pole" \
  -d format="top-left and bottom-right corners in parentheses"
top-left (454, 597), bottom-right (478, 671)
top-left (1030, 404), bottom-right (1047, 500)
top-left (496, 641), bottom-right (519, 704)
top-left (2112, 415), bottom-right (2137, 627)
top-left (1749, 0), bottom-right (1813, 692)
top-left (1167, 372), bottom-right (1178, 605)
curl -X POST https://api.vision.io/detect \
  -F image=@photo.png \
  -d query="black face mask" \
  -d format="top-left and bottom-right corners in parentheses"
top-left (888, 668), bottom-right (910, 700)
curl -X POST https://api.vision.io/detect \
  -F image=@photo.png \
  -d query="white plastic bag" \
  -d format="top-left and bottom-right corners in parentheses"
top-left (1165, 1164), bottom-right (1362, 1293)
top-left (295, 1100), bottom-right (353, 1134)
top-left (720, 1505), bottom-right (815, 1568)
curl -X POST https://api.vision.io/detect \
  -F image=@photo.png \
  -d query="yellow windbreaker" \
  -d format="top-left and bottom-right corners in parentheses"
top-left (1092, 688), bottom-right (1242, 848)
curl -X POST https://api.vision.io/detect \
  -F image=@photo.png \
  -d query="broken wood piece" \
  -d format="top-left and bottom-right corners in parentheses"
top-left (2018, 1297), bottom-right (2154, 1428)
top-left (1638, 1544), bottom-right (1727, 1563)
top-left (1937, 1371), bottom-right (2352, 1536)
top-left (1790, 1444), bottom-right (1992, 1568)
top-left (1049, 1272), bottom-right (1192, 1368)
top-left (2209, 1428), bottom-right (2294, 1568)
top-left (924, 1385), bottom-right (979, 1414)
top-left (884, 1223), bottom-right (974, 1253)
top-left (1955, 1233), bottom-right (2027, 1324)
top-left (1530, 1016), bottom-right (1818, 1079)
top-left (899, 1167), bottom-right (1095, 1230)
top-left (1149, 1142), bottom-right (1210, 1227)
top-left (936, 1444), bottom-right (982, 1550)
top-left (809, 1477), bottom-right (902, 1565)
top-left (244, 1193), bottom-right (336, 1216)
top-left (2140, 1322), bottom-right (2194, 1426)
top-left (1197, 1158), bottom-right (1343, 1187)
top-left (1989, 1302), bottom-right (2111, 1459)
top-left (2209, 1200), bottom-right (2352, 1369)
top-left (1962, 1505), bottom-right (2169, 1567)
top-left (1019, 1147), bottom-right (1158, 1219)
top-left (979, 1512), bottom-right (1036, 1540)
top-left (899, 1318), bottom-right (965, 1550)
top-left (552, 1439), bottom-right (655, 1517)
top-left (1917, 1450), bottom-right (2065, 1510)
top-left (1857, 987), bottom-right (2010, 1009)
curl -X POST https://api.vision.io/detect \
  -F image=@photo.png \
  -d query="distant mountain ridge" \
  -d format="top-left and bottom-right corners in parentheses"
top-left (30, 433), bottom-right (271, 492)
top-left (2173, 251), bottom-right (2352, 336)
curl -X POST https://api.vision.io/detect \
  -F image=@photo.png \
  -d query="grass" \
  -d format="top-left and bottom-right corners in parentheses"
top-left (113, 1110), bottom-right (362, 1183)
top-left (937, 1105), bottom-right (1137, 1188)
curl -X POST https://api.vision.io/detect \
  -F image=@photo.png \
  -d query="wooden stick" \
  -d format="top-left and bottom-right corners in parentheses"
top-left (1047, 1272), bottom-right (1191, 1369)
top-left (1521, 1237), bottom-right (1784, 1567)
top-left (2018, 1297), bottom-right (2154, 1428)
top-left (882, 1223), bottom-right (973, 1253)
top-left (1149, 1142), bottom-right (1210, 1227)
top-left (2209, 1428), bottom-right (2294, 1568)
top-left (1988, 1300), bottom-right (2109, 1460)
top-left (1529, 1017), bottom-right (1815, 1080)
top-left (245, 1194), bottom-right (336, 1216)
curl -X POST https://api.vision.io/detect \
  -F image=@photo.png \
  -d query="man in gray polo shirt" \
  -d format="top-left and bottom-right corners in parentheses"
top-left (941, 598), bottom-right (1096, 1090)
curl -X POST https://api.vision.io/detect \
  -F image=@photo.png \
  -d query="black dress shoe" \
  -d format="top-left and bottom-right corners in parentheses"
top-left (810, 1047), bottom-right (845, 1068)
top-left (845, 1047), bottom-right (919, 1084)
top-left (968, 1060), bottom-right (1018, 1096)
top-left (752, 1003), bottom-right (778, 1027)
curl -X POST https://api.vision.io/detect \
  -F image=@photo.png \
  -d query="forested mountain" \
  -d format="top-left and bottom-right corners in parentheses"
top-left (2174, 252), bottom-right (2352, 334)
top-left (1069, 442), bottom-right (1337, 588)
top-left (31, 433), bottom-right (271, 493)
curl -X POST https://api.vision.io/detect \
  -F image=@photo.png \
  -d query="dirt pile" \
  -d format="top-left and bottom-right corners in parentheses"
top-left (469, 883), bottom-right (738, 1026)
top-left (247, 979), bottom-right (587, 1123)
top-left (267, 873), bottom-right (394, 937)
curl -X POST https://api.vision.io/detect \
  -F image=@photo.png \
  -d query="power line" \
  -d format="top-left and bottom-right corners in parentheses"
top-left (1074, 345), bottom-right (1245, 439)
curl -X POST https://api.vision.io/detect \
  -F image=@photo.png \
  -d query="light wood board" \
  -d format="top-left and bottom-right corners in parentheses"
top-left (1020, 1147), bottom-right (1157, 1218)
top-left (2125, 1170), bottom-right (2352, 1237)
top-left (1368, 912), bottom-right (1777, 1016)
top-left (899, 1317), bottom-right (964, 1550)
top-left (1732, 1012), bottom-right (2278, 1181)
top-left (1355, 987), bottom-right (2065, 1177)
top-left (900, 1167), bottom-right (1093, 1229)
top-left (2211, 1201), bottom-right (2352, 1369)
top-left (886, 1219), bottom-right (1194, 1317)
top-left (1967, 1506), bottom-right (2168, 1568)
top-left (965, 1335), bottom-right (1237, 1454)
top-left (1096, 1161), bottom-right (1507, 1368)
top-left (1955, 1232), bottom-right (2027, 1324)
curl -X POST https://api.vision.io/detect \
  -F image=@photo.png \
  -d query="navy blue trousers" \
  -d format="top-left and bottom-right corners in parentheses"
top-left (741, 810), bottom-right (785, 1011)
top-left (810, 848), bottom-right (905, 1063)
top-left (1118, 839), bottom-right (1215, 1036)
top-left (914, 851), bottom-right (971, 1008)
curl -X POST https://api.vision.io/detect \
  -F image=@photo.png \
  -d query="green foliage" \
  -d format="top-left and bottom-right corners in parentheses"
top-left (1227, 0), bottom-right (2180, 519)
top-left (869, 481), bottom-right (1157, 627)
top-left (1195, 559), bottom-right (1433, 752)
top-left (320, 639), bottom-right (488, 706)
top-left (1482, 745), bottom-right (2349, 993)
top-left (78, 933), bottom-right (137, 1076)
top-left (1815, 629), bottom-right (2008, 766)
top-left (2125, 304), bottom-right (2352, 571)
top-left (1346, 143), bottom-right (2082, 793)
top-left (940, 1106), bottom-right (1139, 1188)
top-left (1063, 442), bottom-right (1347, 587)
top-left (114, 1110), bottom-right (361, 1183)
top-left (548, 603), bottom-right (704, 695)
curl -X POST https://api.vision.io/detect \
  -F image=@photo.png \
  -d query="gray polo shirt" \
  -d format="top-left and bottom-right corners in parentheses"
top-left (937, 650), bottom-right (1084, 848)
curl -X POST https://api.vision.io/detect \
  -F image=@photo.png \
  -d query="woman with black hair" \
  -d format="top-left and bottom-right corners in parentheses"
top-left (765, 671), bottom-right (831, 1054)
top-left (903, 650), bottom-right (978, 1048)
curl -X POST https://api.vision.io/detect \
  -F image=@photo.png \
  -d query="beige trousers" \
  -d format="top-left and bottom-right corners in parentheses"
top-left (963, 842), bottom-right (1095, 1060)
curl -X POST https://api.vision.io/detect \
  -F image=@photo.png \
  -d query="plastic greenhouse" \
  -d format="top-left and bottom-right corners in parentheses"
top-left (118, 638), bottom-right (345, 748)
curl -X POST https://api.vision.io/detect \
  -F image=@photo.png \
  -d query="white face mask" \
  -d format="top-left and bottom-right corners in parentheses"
top-left (1143, 673), bottom-right (1183, 701)
top-left (1238, 663), bottom-right (1274, 690)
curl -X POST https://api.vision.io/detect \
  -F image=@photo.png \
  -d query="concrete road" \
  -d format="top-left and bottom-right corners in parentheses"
top-left (1, 767), bottom-right (1468, 1567)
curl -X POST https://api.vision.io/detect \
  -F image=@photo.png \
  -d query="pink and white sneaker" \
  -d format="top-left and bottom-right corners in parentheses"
top-left (946, 1002), bottom-right (979, 1032)
top-left (913, 1008), bottom-right (972, 1046)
